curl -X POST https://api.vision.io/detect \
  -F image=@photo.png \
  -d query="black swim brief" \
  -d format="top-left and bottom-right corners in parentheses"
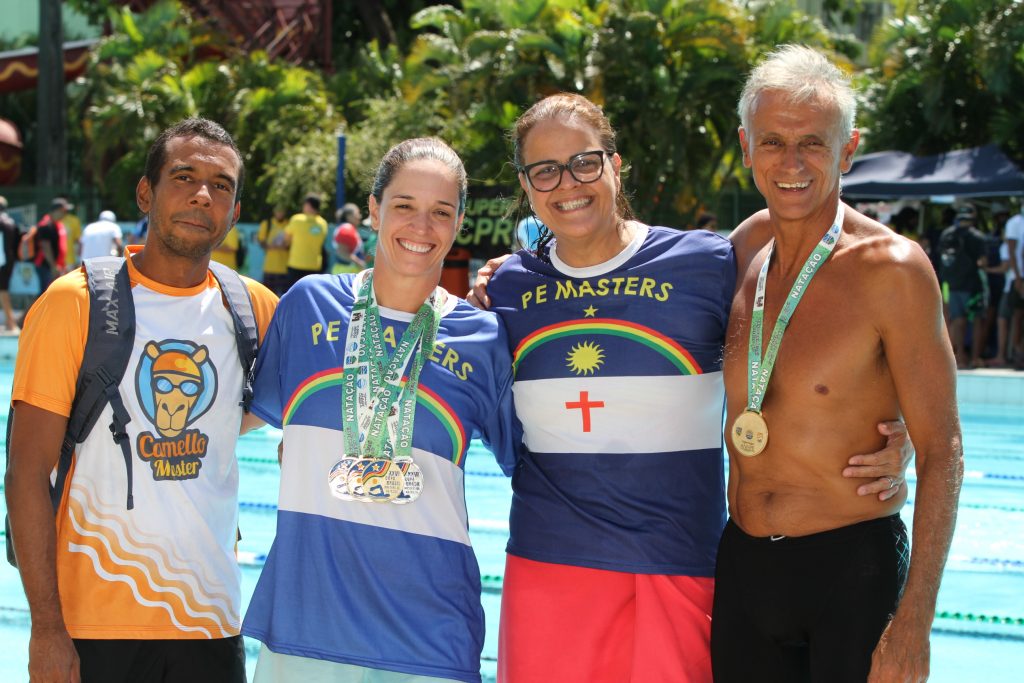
top-left (711, 515), bottom-right (909, 683)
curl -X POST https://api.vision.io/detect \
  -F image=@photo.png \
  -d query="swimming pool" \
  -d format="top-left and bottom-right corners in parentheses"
top-left (1, 355), bottom-right (1022, 681)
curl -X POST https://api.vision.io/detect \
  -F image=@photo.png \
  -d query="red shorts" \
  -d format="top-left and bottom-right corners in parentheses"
top-left (498, 555), bottom-right (713, 683)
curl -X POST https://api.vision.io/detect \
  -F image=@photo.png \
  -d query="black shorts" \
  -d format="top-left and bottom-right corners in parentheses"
top-left (74, 636), bottom-right (245, 683)
top-left (711, 515), bottom-right (909, 683)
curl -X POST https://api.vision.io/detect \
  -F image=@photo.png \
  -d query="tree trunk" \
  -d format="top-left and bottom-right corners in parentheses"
top-left (353, 0), bottom-right (397, 49)
top-left (37, 0), bottom-right (67, 192)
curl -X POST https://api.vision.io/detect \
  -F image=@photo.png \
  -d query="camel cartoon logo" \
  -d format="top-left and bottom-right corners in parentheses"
top-left (134, 340), bottom-right (218, 481)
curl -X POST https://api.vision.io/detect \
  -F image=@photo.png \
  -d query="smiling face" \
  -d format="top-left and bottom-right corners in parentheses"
top-left (739, 89), bottom-right (859, 226)
top-left (136, 134), bottom-right (242, 261)
top-left (369, 158), bottom-right (463, 286)
top-left (519, 116), bottom-right (622, 251)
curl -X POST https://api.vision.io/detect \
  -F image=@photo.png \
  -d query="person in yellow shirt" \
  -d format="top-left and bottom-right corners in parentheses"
top-left (283, 194), bottom-right (328, 290)
top-left (210, 225), bottom-right (242, 271)
top-left (62, 208), bottom-right (82, 267)
top-left (257, 205), bottom-right (290, 295)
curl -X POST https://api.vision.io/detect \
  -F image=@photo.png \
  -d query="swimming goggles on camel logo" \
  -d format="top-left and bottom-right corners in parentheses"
top-left (134, 340), bottom-right (218, 480)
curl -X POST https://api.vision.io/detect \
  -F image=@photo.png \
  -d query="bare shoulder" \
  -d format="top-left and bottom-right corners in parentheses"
top-left (839, 207), bottom-right (940, 321)
top-left (842, 207), bottom-right (933, 282)
top-left (728, 209), bottom-right (773, 270)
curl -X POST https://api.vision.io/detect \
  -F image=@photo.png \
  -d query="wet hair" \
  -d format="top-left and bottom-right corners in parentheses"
top-left (370, 137), bottom-right (467, 215)
top-left (737, 44), bottom-right (857, 145)
top-left (144, 118), bottom-right (244, 200)
top-left (510, 93), bottom-right (635, 256)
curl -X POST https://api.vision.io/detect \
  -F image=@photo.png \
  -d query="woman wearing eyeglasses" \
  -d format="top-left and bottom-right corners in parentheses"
top-left (475, 93), bottom-right (912, 683)
top-left (481, 93), bottom-right (733, 682)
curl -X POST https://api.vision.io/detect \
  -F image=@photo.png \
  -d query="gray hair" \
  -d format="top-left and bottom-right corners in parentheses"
top-left (338, 202), bottom-right (360, 223)
top-left (737, 44), bottom-right (857, 143)
top-left (371, 137), bottom-right (467, 215)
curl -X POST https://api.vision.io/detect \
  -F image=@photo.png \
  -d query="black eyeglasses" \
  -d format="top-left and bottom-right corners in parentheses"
top-left (517, 150), bottom-right (607, 192)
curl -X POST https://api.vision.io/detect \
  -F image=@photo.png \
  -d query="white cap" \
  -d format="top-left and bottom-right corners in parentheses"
top-left (99, 210), bottom-right (116, 222)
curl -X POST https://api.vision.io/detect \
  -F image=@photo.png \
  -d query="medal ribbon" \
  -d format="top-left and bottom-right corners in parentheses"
top-left (341, 271), bottom-right (443, 460)
top-left (746, 203), bottom-right (844, 413)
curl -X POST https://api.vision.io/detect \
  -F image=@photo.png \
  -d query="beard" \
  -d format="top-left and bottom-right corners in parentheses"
top-left (158, 230), bottom-right (218, 260)
top-left (152, 213), bottom-right (226, 260)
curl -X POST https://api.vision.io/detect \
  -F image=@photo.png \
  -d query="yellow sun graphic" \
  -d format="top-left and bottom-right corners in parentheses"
top-left (566, 341), bottom-right (605, 375)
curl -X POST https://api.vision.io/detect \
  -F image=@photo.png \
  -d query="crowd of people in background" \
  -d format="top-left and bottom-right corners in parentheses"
top-left (2, 158), bottom-right (1022, 370)
top-left (0, 190), bottom-right (385, 324)
top-left (880, 199), bottom-right (1024, 369)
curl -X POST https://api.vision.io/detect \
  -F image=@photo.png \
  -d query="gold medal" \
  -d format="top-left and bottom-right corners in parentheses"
top-left (362, 459), bottom-right (404, 502)
top-left (731, 410), bottom-right (768, 457)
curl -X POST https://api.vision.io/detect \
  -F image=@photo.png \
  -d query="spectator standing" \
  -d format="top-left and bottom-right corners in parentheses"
top-left (973, 203), bottom-right (1010, 366)
top-left (62, 205), bottom-right (82, 267)
top-left (78, 209), bottom-right (123, 260)
top-left (211, 225), bottom-right (244, 272)
top-left (937, 204), bottom-right (988, 368)
top-left (330, 203), bottom-right (366, 274)
top-left (283, 194), bottom-right (329, 290)
top-left (0, 195), bottom-right (20, 332)
top-left (890, 206), bottom-right (921, 242)
top-left (257, 205), bottom-right (290, 295)
top-left (356, 215), bottom-right (377, 267)
top-left (22, 197), bottom-right (72, 294)
top-left (1001, 202), bottom-right (1024, 367)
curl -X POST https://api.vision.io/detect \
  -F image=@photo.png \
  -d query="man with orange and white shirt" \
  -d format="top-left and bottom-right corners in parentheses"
top-left (5, 118), bottom-right (277, 683)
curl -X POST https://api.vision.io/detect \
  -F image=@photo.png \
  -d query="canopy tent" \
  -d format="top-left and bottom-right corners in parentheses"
top-left (841, 144), bottom-right (1024, 199)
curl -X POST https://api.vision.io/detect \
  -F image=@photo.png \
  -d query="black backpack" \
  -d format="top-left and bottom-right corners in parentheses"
top-left (4, 256), bottom-right (258, 567)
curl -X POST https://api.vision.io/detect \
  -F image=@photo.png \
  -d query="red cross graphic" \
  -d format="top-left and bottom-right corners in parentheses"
top-left (565, 390), bottom-right (604, 432)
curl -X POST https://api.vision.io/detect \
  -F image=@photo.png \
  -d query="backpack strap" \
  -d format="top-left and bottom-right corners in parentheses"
top-left (208, 261), bottom-right (259, 412)
top-left (54, 257), bottom-right (137, 511)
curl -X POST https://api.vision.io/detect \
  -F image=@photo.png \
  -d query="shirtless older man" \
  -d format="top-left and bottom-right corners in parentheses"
top-left (712, 45), bottom-right (963, 683)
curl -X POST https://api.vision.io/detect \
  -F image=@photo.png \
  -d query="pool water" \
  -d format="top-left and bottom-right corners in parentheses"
top-left (1, 361), bottom-right (1022, 681)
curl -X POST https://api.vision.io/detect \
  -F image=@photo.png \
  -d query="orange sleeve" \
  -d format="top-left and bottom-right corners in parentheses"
top-left (11, 269), bottom-right (89, 417)
top-left (241, 276), bottom-right (279, 343)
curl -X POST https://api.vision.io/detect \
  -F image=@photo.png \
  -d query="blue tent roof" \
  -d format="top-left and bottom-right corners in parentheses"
top-left (842, 144), bottom-right (1024, 199)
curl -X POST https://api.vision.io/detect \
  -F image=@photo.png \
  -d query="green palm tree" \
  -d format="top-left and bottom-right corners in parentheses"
top-left (860, 0), bottom-right (1023, 156)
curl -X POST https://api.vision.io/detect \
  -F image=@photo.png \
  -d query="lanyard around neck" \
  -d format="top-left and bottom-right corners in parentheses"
top-left (745, 203), bottom-right (844, 413)
top-left (340, 271), bottom-right (443, 460)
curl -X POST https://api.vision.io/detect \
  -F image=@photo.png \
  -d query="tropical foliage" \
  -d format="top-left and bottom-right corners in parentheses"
top-left (75, 0), bottom-right (336, 218)
top-left (54, 0), bottom-right (1024, 227)
top-left (859, 0), bottom-right (1024, 158)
